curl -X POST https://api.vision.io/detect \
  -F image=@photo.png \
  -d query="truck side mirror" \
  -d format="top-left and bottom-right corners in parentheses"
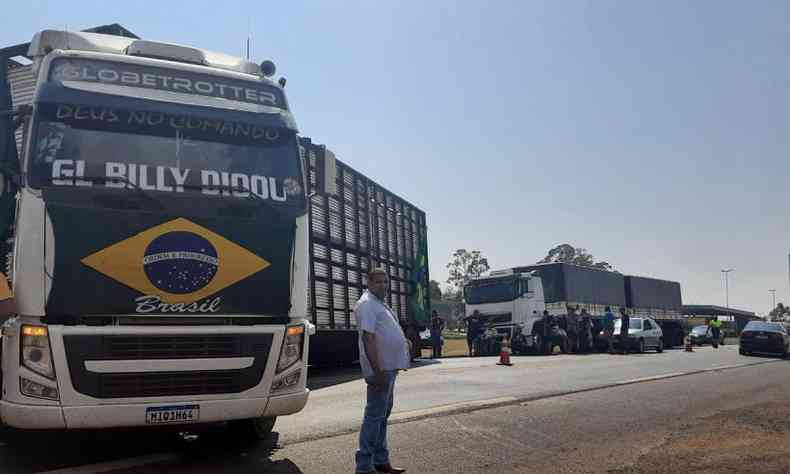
top-left (315, 147), bottom-right (337, 196)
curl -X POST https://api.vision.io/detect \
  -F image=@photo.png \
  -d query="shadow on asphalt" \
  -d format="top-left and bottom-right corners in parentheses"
top-left (164, 429), bottom-right (304, 474)
top-left (0, 426), bottom-right (179, 473)
top-left (0, 425), bottom-right (312, 474)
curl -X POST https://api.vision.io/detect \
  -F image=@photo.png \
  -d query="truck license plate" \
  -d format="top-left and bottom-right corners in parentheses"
top-left (146, 404), bottom-right (200, 425)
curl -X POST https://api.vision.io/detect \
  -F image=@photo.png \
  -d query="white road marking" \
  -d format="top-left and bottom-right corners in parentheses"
top-left (390, 396), bottom-right (518, 423)
top-left (709, 362), bottom-right (763, 371)
top-left (35, 453), bottom-right (178, 474)
top-left (616, 372), bottom-right (686, 384)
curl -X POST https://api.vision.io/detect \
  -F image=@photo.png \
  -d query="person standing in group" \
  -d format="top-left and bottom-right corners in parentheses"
top-left (579, 309), bottom-right (593, 353)
top-left (354, 267), bottom-right (410, 474)
top-left (403, 322), bottom-right (420, 362)
top-left (542, 310), bottom-right (555, 355)
top-left (467, 310), bottom-right (483, 356)
top-left (619, 307), bottom-right (630, 355)
top-left (603, 306), bottom-right (615, 354)
top-left (566, 305), bottom-right (579, 353)
top-left (708, 317), bottom-right (722, 348)
top-left (429, 310), bottom-right (445, 358)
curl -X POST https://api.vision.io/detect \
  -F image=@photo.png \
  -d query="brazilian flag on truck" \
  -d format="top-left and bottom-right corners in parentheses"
top-left (409, 236), bottom-right (429, 326)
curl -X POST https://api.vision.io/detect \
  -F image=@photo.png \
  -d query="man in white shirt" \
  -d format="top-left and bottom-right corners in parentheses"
top-left (354, 267), bottom-right (410, 474)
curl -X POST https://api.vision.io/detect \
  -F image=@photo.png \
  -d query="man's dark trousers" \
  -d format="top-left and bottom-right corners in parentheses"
top-left (356, 370), bottom-right (397, 473)
top-left (431, 331), bottom-right (442, 358)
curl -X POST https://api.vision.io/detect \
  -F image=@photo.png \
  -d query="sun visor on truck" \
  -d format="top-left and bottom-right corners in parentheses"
top-left (35, 83), bottom-right (297, 132)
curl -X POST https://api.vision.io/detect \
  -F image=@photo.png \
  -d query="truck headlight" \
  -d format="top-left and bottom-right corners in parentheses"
top-left (21, 325), bottom-right (56, 379)
top-left (276, 324), bottom-right (304, 373)
top-left (20, 377), bottom-right (59, 400)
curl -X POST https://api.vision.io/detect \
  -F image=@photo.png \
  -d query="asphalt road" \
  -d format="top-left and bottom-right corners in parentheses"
top-left (0, 345), bottom-right (784, 473)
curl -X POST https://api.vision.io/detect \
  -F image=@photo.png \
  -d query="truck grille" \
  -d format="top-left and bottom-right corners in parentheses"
top-left (103, 335), bottom-right (241, 359)
top-left (98, 371), bottom-right (241, 398)
top-left (63, 333), bottom-right (273, 399)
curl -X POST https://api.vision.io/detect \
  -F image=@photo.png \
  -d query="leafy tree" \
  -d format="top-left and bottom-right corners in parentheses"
top-left (538, 243), bottom-right (614, 271)
top-left (769, 302), bottom-right (788, 320)
top-left (429, 280), bottom-right (442, 300)
top-left (446, 249), bottom-right (490, 298)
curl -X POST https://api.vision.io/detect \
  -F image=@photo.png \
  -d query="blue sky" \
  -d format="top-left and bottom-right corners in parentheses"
top-left (4, 1), bottom-right (790, 315)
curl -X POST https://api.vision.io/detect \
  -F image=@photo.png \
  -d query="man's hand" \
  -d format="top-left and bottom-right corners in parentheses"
top-left (369, 370), bottom-right (387, 392)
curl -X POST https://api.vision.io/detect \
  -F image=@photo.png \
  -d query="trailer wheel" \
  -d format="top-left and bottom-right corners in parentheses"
top-left (228, 416), bottom-right (277, 442)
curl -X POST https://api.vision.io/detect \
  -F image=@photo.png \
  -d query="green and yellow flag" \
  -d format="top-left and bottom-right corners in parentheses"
top-left (409, 236), bottom-right (429, 325)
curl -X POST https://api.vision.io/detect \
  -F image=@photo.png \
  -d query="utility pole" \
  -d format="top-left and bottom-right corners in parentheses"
top-left (769, 289), bottom-right (776, 321)
top-left (721, 269), bottom-right (734, 326)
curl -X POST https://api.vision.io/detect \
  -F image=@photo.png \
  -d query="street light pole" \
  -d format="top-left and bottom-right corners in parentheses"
top-left (721, 269), bottom-right (734, 327)
top-left (769, 289), bottom-right (776, 320)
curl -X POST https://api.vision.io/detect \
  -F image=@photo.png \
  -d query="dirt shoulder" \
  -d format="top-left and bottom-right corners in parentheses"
top-left (613, 400), bottom-right (790, 473)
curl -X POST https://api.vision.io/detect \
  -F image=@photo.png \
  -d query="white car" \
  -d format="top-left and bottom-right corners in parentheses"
top-left (612, 317), bottom-right (664, 353)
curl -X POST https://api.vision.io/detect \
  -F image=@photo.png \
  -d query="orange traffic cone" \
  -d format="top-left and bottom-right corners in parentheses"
top-left (497, 338), bottom-right (513, 366)
top-left (684, 335), bottom-right (694, 353)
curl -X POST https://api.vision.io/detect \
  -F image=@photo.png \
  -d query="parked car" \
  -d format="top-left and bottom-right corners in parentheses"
top-left (688, 324), bottom-right (725, 346)
top-left (739, 321), bottom-right (789, 357)
top-left (611, 317), bottom-right (664, 353)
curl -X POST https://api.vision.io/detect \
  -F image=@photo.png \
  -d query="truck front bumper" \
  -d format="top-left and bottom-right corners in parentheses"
top-left (1, 389), bottom-right (309, 430)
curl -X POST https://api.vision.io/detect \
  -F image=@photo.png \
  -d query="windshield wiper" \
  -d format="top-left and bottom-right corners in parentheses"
top-left (41, 175), bottom-right (165, 209)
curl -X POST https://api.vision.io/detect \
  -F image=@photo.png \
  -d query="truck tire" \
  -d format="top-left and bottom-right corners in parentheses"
top-left (228, 416), bottom-right (277, 442)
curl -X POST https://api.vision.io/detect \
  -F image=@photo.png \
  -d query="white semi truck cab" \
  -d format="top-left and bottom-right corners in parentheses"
top-left (464, 269), bottom-right (548, 346)
top-left (0, 29), bottom-right (336, 437)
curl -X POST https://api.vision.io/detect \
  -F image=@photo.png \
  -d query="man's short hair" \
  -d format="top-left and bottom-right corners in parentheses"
top-left (367, 267), bottom-right (388, 281)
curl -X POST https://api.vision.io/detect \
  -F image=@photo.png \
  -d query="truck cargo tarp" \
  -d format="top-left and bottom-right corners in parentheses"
top-left (625, 276), bottom-right (682, 310)
top-left (516, 263), bottom-right (626, 307)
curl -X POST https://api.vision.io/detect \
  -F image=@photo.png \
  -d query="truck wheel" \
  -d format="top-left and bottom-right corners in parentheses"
top-left (656, 339), bottom-right (664, 353)
top-left (228, 416), bottom-right (277, 441)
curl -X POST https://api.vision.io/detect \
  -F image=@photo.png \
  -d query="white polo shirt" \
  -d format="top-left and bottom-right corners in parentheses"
top-left (354, 290), bottom-right (410, 377)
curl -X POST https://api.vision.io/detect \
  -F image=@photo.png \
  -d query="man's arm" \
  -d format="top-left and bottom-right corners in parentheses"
top-left (362, 331), bottom-right (387, 391)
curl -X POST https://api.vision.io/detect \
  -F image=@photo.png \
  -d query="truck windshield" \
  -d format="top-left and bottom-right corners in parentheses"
top-left (465, 279), bottom-right (517, 304)
top-left (28, 101), bottom-right (305, 216)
